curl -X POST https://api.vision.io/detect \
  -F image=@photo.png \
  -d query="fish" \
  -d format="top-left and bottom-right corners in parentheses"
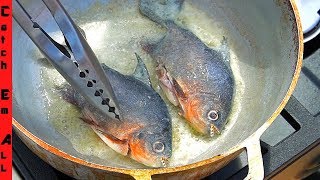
top-left (60, 53), bottom-right (172, 167)
top-left (139, 0), bottom-right (234, 137)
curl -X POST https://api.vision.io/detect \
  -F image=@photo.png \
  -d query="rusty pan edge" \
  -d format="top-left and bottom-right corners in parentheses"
top-left (12, 0), bottom-right (303, 178)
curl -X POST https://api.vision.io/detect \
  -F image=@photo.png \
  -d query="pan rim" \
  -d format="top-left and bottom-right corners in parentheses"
top-left (12, 0), bottom-right (303, 177)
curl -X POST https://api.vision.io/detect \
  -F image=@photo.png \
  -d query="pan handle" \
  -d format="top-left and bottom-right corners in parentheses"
top-left (244, 136), bottom-right (264, 180)
top-left (128, 138), bottom-right (265, 180)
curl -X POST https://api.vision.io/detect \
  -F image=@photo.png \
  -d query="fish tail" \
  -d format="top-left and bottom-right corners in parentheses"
top-left (139, 0), bottom-right (184, 26)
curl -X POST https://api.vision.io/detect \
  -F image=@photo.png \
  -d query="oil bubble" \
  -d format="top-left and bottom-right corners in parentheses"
top-left (63, 125), bottom-right (69, 131)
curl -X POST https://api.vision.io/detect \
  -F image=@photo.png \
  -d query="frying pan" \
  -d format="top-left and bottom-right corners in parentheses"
top-left (13, 0), bottom-right (303, 179)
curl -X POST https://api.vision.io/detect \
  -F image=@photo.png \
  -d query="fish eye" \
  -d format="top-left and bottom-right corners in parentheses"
top-left (153, 141), bottom-right (165, 153)
top-left (208, 110), bottom-right (219, 121)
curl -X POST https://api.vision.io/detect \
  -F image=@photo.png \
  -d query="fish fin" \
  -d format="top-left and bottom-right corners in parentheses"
top-left (139, 0), bottom-right (184, 26)
top-left (55, 84), bottom-right (81, 106)
top-left (220, 36), bottom-right (231, 63)
top-left (101, 63), bottom-right (120, 76)
top-left (171, 77), bottom-right (187, 100)
top-left (81, 108), bottom-right (130, 156)
top-left (211, 36), bottom-right (231, 68)
top-left (79, 117), bottom-right (95, 125)
top-left (101, 63), bottom-right (112, 72)
top-left (132, 53), bottom-right (152, 87)
top-left (156, 64), bottom-right (179, 106)
top-left (79, 107), bottom-right (101, 125)
top-left (92, 128), bottom-right (129, 156)
top-left (220, 36), bottom-right (228, 50)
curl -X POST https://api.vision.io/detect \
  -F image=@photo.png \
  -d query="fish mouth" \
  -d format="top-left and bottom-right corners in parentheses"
top-left (209, 124), bottom-right (221, 137)
top-left (161, 157), bottom-right (169, 167)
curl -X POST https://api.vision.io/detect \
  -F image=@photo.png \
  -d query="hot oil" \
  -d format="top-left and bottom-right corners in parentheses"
top-left (41, 0), bottom-right (245, 168)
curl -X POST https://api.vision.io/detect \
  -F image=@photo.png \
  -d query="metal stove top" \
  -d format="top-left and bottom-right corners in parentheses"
top-left (13, 35), bottom-right (320, 180)
top-left (205, 34), bottom-right (320, 180)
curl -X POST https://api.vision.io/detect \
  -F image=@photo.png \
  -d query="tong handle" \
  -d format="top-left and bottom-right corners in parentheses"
top-left (13, 0), bottom-right (121, 121)
top-left (13, 0), bottom-right (78, 80)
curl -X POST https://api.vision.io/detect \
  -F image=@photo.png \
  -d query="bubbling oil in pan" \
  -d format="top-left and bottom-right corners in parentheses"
top-left (40, 0), bottom-right (245, 168)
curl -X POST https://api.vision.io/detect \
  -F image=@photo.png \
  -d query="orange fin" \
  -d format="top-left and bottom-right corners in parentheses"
top-left (156, 64), bottom-right (179, 106)
top-left (91, 128), bottom-right (129, 156)
top-left (79, 117), bottom-right (95, 125)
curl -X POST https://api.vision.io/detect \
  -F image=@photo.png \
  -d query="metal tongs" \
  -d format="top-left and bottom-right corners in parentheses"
top-left (13, 0), bottom-right (122, 121)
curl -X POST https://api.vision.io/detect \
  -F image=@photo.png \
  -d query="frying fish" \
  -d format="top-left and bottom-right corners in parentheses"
top-left (139, 0), bottom-right (234, 136)
top-left (60, 54), bottom-right (172, 167)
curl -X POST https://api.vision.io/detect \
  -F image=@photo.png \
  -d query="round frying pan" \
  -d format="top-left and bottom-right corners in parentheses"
top-left (13, 0), bottom-right (303, 179)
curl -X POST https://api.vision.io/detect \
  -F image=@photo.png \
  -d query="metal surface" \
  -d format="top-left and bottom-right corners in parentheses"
top-left (13, 0), bottom-right (121, 121)
top-left (219, 97), bottom-right (320, 179)
top-left (12, 97), bottom-right (320, 179)
top-left (209, 39), bottom-right (320, 179)
top-left (12, 0), bottom-right (303, 179)
top-left (264, 96), bottom-right (320, 179)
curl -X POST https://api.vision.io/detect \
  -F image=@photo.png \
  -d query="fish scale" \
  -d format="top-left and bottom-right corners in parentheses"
top-left (60, 54), bottom-right (172, 168)
top-left (140, 0), bottom-right (234, 136)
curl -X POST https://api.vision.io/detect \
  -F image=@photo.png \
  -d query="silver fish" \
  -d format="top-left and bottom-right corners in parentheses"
top-left (60, 53), bottom-right (172, 167)
top-left (140, 0), bottom-right (234, 136)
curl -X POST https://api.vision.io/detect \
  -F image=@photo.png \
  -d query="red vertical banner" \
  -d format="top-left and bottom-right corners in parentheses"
top-left (0, 0), bottom-right (12, 179)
